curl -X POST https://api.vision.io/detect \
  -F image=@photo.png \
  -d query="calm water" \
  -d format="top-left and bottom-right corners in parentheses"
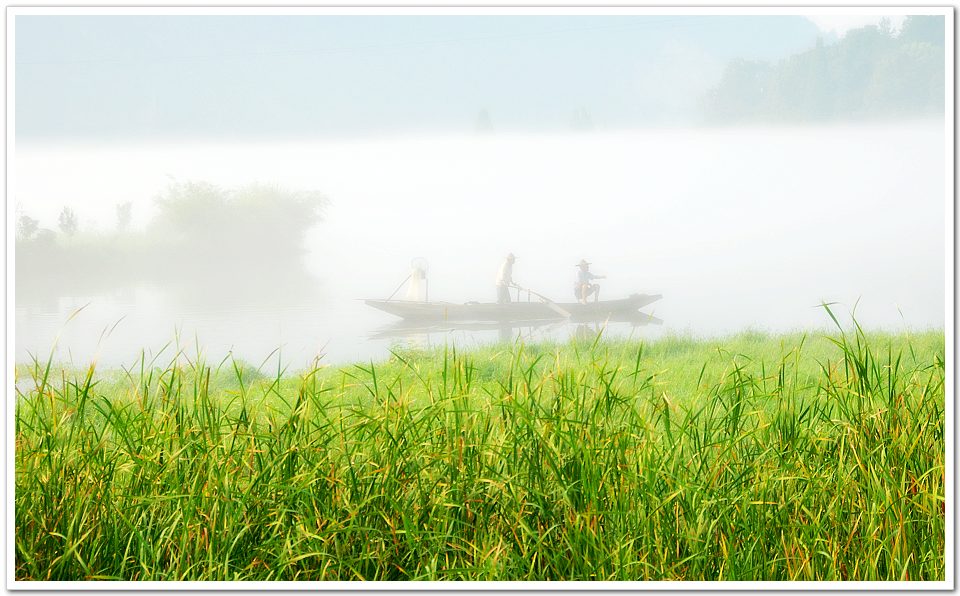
top-left (15, 123), bottom-right (946, 369)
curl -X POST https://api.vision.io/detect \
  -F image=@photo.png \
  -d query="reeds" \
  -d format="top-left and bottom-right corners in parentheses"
top-left (15, 322), bottom-right (944, 581)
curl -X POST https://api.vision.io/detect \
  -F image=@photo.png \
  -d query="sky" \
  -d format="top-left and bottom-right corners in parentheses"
top-left (15, 14), bottom-right (837, 141)
top-left (807, 14), bottom-right (906, 36)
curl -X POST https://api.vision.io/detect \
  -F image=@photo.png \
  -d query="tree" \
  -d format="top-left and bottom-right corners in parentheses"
top-left (570, 107), bottom-right (594, 131)
top-left (701, 59), bottom-right (774, 123)
top-left (475, 109), bottom-right (494, 133)
top-left (16, 215), bottom-right (39, 241)
top-left (150, 180), bottom-right (327, 266)
top-left (152, 181), bottom-right (226, 238)
top-left (701, 17), bottom-right (942, 123)
top-left (58, 207), bottom-right (78, 237)
top-left (864, 40), bottom-right (944, 115)
top-left (899, 15), bottom-right (945, 47)
top-left (116, 201), bottom-right (132, 232)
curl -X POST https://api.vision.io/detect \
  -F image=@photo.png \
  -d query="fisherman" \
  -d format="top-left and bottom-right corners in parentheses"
top-left (574, 259), bottom-right (605, 304)
top-left (496, 253), bottom-right (517, 304)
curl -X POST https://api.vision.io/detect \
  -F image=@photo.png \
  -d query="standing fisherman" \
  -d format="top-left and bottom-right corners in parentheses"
top-left (574, 259), bottom-right (605, 304)
top-left (496, 253), bottom-right (517, 304)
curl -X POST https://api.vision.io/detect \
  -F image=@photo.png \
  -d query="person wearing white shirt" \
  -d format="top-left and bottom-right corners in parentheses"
top-left (574, 259), bottom-right (605, 304)
top-left (496, 253), bottom-right (517, 304)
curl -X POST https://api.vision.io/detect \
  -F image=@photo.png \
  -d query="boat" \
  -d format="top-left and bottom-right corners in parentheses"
top-left (364, 293), bottom-right (662, 323)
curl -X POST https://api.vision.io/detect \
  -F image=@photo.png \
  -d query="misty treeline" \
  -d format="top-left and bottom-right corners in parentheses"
top-left (16, 182), bottom-right (326, 302)
top-left (702, 16), bottom-right (944, 123)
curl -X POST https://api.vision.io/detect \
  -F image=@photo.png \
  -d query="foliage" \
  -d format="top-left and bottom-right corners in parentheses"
top-left (15, 325), bottom-right (944, 581)
top-left (570, 107), bottom-right (594, 130)
top-left (116, 202), bottom-right (132, 232)
top-left (702, 16), bottom-right (945, 123)
top-left (15, 181), bottom-right (328, 300)
top-left (16, 215), bottom-right (39, 241)
top-left (57, 207), bottom-right (79, 237)
top-left (476, 109), bottom-right (494, 132)
top-left (150, 181), bottom-right (326, 263)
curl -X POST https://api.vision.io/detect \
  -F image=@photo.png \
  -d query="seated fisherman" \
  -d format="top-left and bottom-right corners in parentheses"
top-left (574, 259), bottom-right (605, 304)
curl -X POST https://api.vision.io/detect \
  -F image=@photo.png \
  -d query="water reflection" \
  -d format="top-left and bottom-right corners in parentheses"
top-left (14, 281), bottom-right (666, 368)
top-left (370, 312), bottom-right (663, 344)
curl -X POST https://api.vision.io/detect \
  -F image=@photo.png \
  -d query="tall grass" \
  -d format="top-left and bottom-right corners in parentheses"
top-left (15, 321), bottom-right (944, 581)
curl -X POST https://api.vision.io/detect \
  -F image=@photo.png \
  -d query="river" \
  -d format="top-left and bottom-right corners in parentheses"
top-left (15, 122), bottom-right (946, 369)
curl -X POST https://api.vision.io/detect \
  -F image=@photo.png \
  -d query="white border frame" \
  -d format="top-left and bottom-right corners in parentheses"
top-left (5, 5), bottom-right (954, 591)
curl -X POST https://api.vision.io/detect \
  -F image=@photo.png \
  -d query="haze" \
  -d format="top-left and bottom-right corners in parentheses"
top-left (14, 13), bottom-right (947, 368)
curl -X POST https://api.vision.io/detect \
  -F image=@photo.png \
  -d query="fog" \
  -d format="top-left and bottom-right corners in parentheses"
top-left (14, 13), bottom-right (947, 368)
top-left (15, 121), bottom-right (945, 368)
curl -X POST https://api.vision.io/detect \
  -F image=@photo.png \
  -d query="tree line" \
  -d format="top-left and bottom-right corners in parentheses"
top-left (16, 182), bottom-right (327, 302)
top-left (701, 16), bottom-right (945, 124)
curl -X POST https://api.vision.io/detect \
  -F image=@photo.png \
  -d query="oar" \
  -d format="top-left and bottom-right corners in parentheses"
top-left (385, 274), bottom-right (411, 301)
top-left (514, 284), bottom-right (570, 318)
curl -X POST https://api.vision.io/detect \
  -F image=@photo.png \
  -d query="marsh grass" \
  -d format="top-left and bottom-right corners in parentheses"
top-left (15, 317), bottom-right (945, 581)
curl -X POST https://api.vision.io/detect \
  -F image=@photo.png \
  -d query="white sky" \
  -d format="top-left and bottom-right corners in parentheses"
top-left (807, 15), bottom-right (907, 36)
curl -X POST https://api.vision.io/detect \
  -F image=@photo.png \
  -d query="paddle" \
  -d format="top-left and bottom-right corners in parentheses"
top-left (513, 284), bottom-right (571, 318)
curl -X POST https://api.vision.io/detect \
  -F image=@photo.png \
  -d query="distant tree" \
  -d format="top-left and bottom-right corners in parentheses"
top-left (899, 15), bottom-right (945, 47)
top-left (570, 106), bottom-right (594, 130)
top-left (877, 17), bottom-right (893, 37)
top-left (767, 39), bottom-right (832, 120)
top-left (16, 215), bottom-right (39, 241)
top-left (229, 183), bottom-right (327, 256)
top-left (152, 181), bottom-right (226, 238)
top-left (116, 201), bottom-right (132, 232)
top-left (702, 17), bottom-right (942, 123)
top-left (830, 25), bottom-right (896, 116)
top-left (150, 181), bottom-right (327, 266)
top-left (864, 40), bottom-right (944, 115)
top-left (58, 207), bottom-right (78, 237)
top-left (35, 229), bottom-right (56, 245)
top-left (701, 59), bottom-right (774, 123)
top-left (15, 182), bottom-right (328, 304)
top-left (475, 109), bottom-right (494, 133)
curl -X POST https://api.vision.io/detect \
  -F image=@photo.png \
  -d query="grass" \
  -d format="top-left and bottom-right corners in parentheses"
top-left (14, 316), bottom-right (945, 581)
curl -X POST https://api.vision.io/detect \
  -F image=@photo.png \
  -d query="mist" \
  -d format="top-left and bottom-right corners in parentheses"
top-left (15, 120), bottom-right (945, 367)
top-left (13, 13), bottom-right (947, 368)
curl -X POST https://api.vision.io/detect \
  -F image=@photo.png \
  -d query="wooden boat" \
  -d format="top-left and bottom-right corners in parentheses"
top-left (364, 293), bottom-right (661, 322)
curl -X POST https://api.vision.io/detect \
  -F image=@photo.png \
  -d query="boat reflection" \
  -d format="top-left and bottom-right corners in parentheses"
top-left (369, 311), bottom-right (663, 342)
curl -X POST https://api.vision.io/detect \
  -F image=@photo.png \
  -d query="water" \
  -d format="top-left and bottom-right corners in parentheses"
top-left (15, 123), bottom-right (946, 369)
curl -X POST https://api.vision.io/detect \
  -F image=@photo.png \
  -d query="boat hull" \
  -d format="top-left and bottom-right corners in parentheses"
top-left (364, 293), bottom-right (661, 322)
